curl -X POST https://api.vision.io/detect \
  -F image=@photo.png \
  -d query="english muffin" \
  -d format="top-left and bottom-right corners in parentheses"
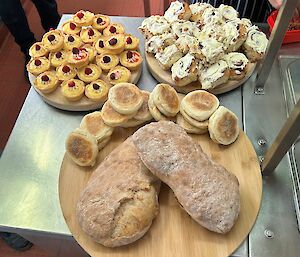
top-left (176, 113), bottom-right (208, 134)
top-left (148, 93), bottom-right (173, 122)
top-left (180, 106), bottom-right (209, 129)
top-left (134, 90), bottom-right (153, 122)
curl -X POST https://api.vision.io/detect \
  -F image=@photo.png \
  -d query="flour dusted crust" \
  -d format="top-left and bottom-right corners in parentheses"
top-left (76, 138), bottom-right (160, 247)
top-left (65, 128), bottom-right (98, 167)
top-left (121, 118), bottom-right (145, 128)
top-left (181, 90), bottom-right (219, 121)
top-left (164, 1), bottom-right (191, 23)
top-left (132, 121), bottom-right (240, 234)
top-left (199, 60), bottom-right (230, 90)
top-left (155, 44), bottom-right (183, 70)
top-left (223, 52), bottom-right (250, 80)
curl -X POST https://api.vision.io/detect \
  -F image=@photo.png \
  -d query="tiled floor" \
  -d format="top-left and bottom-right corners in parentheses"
top-left (0, 0), bottom-right (166, 256)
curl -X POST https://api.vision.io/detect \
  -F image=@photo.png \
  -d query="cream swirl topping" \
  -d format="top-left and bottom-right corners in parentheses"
top-left (200, 60), bottom-right (228, 88)
top-left (223, 52), bottom-right (249, 70)
top-left (171, 20), bottom-right (201, 38)
top-left (155, 44), bottom-right (179, 65)
top-left (175, 35), bottom-right (198, 53)
top-left (218, 4), bottom-right (238, 21)
top-left (140, 16), bottom-right (170, 35)
top-left (146, 33), bottom-right (174, 53)
top-left (245, 30), bottom-right (268, 53)
top-left (164, 1), bottom-right (185, 22)
top-left (190, 3), bottom-right (211, 15)
top-left (196, 38), bottom-right (224, 63)
top-left (222, 20), bottom-right (240, 49)
top-left (202, 8), bottom-right (223, 25)
top-left (171, 53), bottom-right (195, 79)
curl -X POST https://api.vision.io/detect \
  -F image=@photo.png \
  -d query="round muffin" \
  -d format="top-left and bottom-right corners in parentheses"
top-left (120, 50), bottom-right (143, 71)
top-left (61, 79), bottom-right (85, 101)
top-left (56, 64), bottom-right (77, 81)
top-left (96, 53), bottom-right (119, 72)
top-left (85, 79), bottom-right (109, 102)
top-left (92, 14), bottom-right (110, 31)
top-left (29, 42), bottom-right (49, 58)
top-left (34, 71), bottom-right (59, 94)
top-left (27, 57), bottom-right (50, 76)
top-left (77, 64), bottom-right (102, 83)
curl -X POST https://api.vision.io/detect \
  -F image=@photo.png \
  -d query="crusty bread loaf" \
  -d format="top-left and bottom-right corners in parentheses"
top-left (65, 129), bottom-right (98, 167)
top-left (208, 106), bottom-right (240, 145)
top-left (76, 137), bottom-right (160, 247)
top-left (132, 121), bottom-right (240, 234)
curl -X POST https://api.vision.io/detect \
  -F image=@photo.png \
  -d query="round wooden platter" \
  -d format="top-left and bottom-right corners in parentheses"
top-left (28, 67), bottom-right (142, 112)
top-left (145, 51), bottom-right (256, 95)
top-left (59, 126), bottom-right (262, 257)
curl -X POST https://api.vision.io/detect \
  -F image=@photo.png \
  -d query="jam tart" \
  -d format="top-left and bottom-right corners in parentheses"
top-left (124, 34), bottom-right (140, 50)
top-left (61, 79), bottom-right (85, 101)
top-left (42, 30), bottom-right (64, 52)
top-left (56, 64), bottom-right (77, 81)
top-left (77, 64), bottom-right (102, 83)
top-left (80, 27), bottom-right (101, 44)
top-left (29, 42), bottom-right (49, 58)
top-left (62, 21), bottom-right (82, 35)
top-left (96, 53), bottom-right (119, 72)
top-left (94, 37), bottom-right (109, 54)
top-left (26, 57), bottom-right (50, 76)
top-left (103, 23), bottom-right (125, 36)
top-left (120, 50), bottom-right (143, 71)
top-left (34, 71), bottom-right (59, 94)
top-left (63, 34), bottom-right (83, 51)
top-left (92, 14), bottom-right (110, 31)
top-left (81, 44), bottom-right (97, 62)
top-left (107, 66), bottom-right (131, 85)
top-left (104, 34), bottom-right (125, 54)
top-left (49, 50), bottom-right (68, 67)
top-left (85, 79), bottom-right (109, 102)
top-left (68, 47), bottom-right (89, 68)
top-left (72, 10), bottom-right (94, 26)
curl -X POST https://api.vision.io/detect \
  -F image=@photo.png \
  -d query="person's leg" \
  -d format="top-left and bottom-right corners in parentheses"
top-left (0, 232), bottom-right (33, 251)
top-left (0, 0), bottom-right (36, 56)
top-left (31, 0), bottom-right (61, 31)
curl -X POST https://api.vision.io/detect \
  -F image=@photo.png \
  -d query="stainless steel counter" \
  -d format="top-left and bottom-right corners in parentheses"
top-left (0, 15), bottom-right (299, 257)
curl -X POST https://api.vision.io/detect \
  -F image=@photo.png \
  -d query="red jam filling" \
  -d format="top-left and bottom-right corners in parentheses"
top-left (77, 12), bottom-right (84, 19)
top-left (110, 73), bottom-right (116, 80)
top-left (35, 44), bottom-right (41, 51)
top-left (96, 17), bottom-right (103, 24)
top-left (84, 67), bottom-right (93, 75)
top-left (72, 47), bottom-right (79, 54)
top-left (34, 59), bottom-right (42, 66)
top-left (88, 29), bottom-right (94, 36)
top-left (98, 40), bottom-right (104, 48)
top-left (126, 37), bottom-right (132, 44)
top-left (68, 81), bottom-right (75, 87)
top-left (62, 66), bottom-right (71, 73)
top-left (55, 51), bottom-right (62, 58)
top-left (109, 38), bottom-right (117, 46)
top-left (68, 36), bottom-right (75, 42)
top-left (103, 56), bottom-right (111, 63)
top-left (109, 26), bottom-right (117, 33)
top-left (127, 51), bottom-right (133, 59)
top-left (69, 22), bottom-right (76, 30)
top-left (41, 75), bottom-right (49, 82)
top-left (93, 84), bottom-right (100, 90)
top-left (48, 34), bottom-right (55, 42)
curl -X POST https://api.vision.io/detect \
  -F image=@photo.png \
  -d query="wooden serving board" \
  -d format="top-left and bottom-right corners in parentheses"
top-left (145, 51), bottom-right (256, 95)
top-left (59, 126), bottom-right (262, 257)
top-left (29, 67), bottom-right (142, 112)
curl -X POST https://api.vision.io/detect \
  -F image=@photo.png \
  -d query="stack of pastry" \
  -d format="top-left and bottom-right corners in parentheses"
top-left (177, 90), bottom-right (239, 145)
top-left (140, 1), bottom-right (269, 90)
top-left (101, 83), bottom-right (153, 128)
top-left (26, 10), bottom-right (143, 103)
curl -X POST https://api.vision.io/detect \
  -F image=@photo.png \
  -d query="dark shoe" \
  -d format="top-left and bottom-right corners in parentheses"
top-left (0, 232), bottom-right (33, 251)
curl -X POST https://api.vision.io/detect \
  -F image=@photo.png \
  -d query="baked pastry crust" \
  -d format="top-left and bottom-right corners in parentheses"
top-left (77, 64), bottom-right (102, 83)
top-left (96, 53), bottom-right (119, 72)
top-left (68, 47), bottom-right (89, 68)
top-left (148, 93), bottom-right (172, 121)
top-left (62, 21), bottom-right (82, 35)
top-left (27, 57), bottom-right (50, 76)
top-left (34, 71), bottom-right (59, 94)
top-left (80, 27), bottom-right (101, 44)
top-left (72, 10), bottom-right (94, 26)
top-left (180, 105), bottom-right (210, 129)
top-left (120, 50), bottom-right (143, 71)
top-left (81, 44), bottom-right (97, 62)
top-left (104, 34), bottom-right (125, 55)
top-left (92, 14), bottom-right (110, 31)
top-left (85, 79), bottom-right (109, 102)
top-left (29, 42), bottom-right (49, 58)
top-left (61, 79), bottom-right (85, 101)
top-left (108, 83), bottom-right (143, 115)
top-left (176, 113), bottom-right (207, 134)
top-left (124, 34), bottom-right (140, 50)
top-left (63, 34), bottom-right (82, 51)
top-left (42, 30), bottom-right (64, 52)
top-left (49, 50), bottom-right (68, 67)
top-left (56, 64), bottom-right (77, 81)
top-left (134, 90), bottom-right (153, 122)
top-left (107, 66), bottom-right (131, 85)
top-left (103, 23), bottom-right (125, 36)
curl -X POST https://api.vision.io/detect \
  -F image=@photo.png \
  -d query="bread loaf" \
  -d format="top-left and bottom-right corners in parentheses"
top-left (132, 121), bottom-right (240, 234)
top-left (76, 137), bottom-right (160, 247)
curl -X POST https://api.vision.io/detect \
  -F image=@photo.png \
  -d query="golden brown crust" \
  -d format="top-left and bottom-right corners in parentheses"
top-left (134, 91), bottom-right (153, 122)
